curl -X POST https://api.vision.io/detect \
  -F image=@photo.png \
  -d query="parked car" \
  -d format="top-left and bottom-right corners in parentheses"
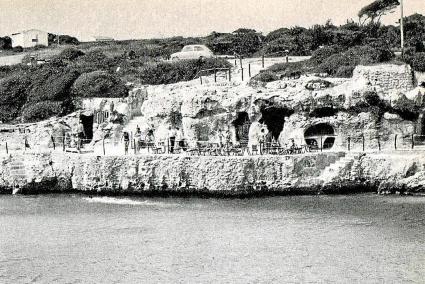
top-left (170, 45), bottom-right (214, 60)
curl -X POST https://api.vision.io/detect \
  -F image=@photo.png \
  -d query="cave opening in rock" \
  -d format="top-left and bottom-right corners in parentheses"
top-left (233, 112), bottom-right (250, 145)
top-left (304, 123), bottom-right (335, 149)
top-left (259, 107), bottom-right (292, 140)
top-left (80, 114), bottom-right (94, 142)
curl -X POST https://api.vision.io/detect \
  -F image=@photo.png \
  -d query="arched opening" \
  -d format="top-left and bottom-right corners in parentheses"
top-left (233, 112), bottom-right (250, 145)
top-left (304, 123), bottom-right (335, 150)
top-left (259, 107), bottom-right (292, 140)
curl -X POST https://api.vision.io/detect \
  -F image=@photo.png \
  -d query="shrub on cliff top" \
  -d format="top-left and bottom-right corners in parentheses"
top-left (72, 70), bottom-right (128, 98)
top-left (21, 101), bottom-right (64, 122)
top-left (0, 74), bottom-right (30, 122)
top-left (57, 47), bottom-right (85, 61)
top-left (136, 58), bottom-right (231, 85)
top-left (405, 52), bottom-right (425, 72)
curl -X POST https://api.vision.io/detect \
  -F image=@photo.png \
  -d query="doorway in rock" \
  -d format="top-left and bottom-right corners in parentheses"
top-left (304, 123), bottom-right (335, 149)
top-left (260, 107), bottom-right (292, 140)
top-left (80, 114), bottom-right (94, 142)
top-left (233, 112), bottom-right (250, 146)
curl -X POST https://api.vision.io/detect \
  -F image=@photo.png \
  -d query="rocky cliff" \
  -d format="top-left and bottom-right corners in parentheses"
top-left (1, 151), bottom-right (425, 196)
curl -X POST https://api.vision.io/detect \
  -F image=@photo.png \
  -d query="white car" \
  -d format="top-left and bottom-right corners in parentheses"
top-left (170, 45), bottom-right (214, 61)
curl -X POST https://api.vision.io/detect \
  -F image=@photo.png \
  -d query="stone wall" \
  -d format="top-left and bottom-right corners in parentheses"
top-left (352, 64), bottom-right (414, 93)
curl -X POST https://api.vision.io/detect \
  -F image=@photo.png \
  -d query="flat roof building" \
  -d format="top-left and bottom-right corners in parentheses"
top-left (10, 29), bottom-right (48, 48)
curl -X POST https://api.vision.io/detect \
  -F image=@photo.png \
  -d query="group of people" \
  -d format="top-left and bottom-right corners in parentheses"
top-left (121, 125), bottom-right (186, 155)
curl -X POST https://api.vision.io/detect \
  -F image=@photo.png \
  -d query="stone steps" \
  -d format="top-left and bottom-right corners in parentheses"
top-left (320, 153), bottom-right (362, 184)
top-left (9, 156), bottom-right (27, 185)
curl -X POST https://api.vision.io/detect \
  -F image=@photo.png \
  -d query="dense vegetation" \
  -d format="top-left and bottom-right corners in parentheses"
top-left (0, 46), bottom-right (230, 123)
top-left (0, 0), bottom-right (423, 122)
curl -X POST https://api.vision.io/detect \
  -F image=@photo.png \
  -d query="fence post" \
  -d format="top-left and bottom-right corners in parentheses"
top-left (133, 139), bottom-right (136, 154)
top-left (62, 136), bottom-right (65, 152)
top-left (241, 68), bottom-right (244, 81)
top-left (214, 68), bottom-right (217, 83)
top-left (394, 134), bottom-right (397, 150)
top-left (347, 137), bottom-right (351, 151)
top-left (200, 76), bottom-right (203, 85)
top-left (228, 68), bottom-right (231, 81)
top-left (51, 136), bottom-right (55, 150)
top-left (362, 134), bottom-right (365, 152)
top-left (234, 59), bottom-right (237, 66)
top-left (320, 136), bottom-right (323, 152)
top-left (412, 134), bottom-right (415, 149)
top-left (102, 138), bottom-right (105, 155)
top-left (239, 57), bottom-right (243, 68)
top-left (248, 64), bottom-right (251, 77)
top-left (262, 55), bottom-right (265, 68)
top-left (6, 142), bottom-right (8, 154)
top-left (377, 136), bottom-right (381, 151)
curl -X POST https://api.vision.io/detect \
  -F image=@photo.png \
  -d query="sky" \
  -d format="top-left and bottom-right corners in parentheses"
top-left (0, 0), bottom-right (424, 41)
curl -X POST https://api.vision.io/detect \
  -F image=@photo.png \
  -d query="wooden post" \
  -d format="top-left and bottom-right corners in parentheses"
top-left (394, 134), bottom-right (398, 150)
top-left (228, 68), bottom-right (231, 81)
top-left (377, 136), bottom-right (381, 151)
top-left (262, 55), bottom-right (265, 68)
top-left (412, 134), bottom-right (415, 149)
top-left (62, 136), bottom-right (65, 152)
top-left (214, 68), bottom-right (217, 83)
top-left (248, 64), bottom-right (251, 77)
top-left (362, 135), bottom-right (365, 152)
top-left (239, 57), bottom-right (243, 68)
top-left (234, 59), bottom-right (237, 66)
top-left (102, 138), bottom-right (105, 155)
top-left (134, 139), bottom-right (137, 154)
top-left (6, 142), bottom-right (8, 154)
top-left (51, 136), bottom-right (55, 150)
top-left (347, 137), bottom-right (351, 152)
top-left (320, 136), bottom-right (323, 152)
top-left (200, 76), bottom-right (203, 85)
top-left (241, 68), bottom-right (244, 81)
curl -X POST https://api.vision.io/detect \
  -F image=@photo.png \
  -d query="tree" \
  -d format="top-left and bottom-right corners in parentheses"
top-left (0, 36), bottom-right (12, 50)
top-left (358, 0), bottom-right (400, 25)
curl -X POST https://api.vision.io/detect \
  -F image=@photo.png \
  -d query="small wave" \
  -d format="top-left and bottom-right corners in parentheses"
top-left (82, 196), bottom-right (178, 207)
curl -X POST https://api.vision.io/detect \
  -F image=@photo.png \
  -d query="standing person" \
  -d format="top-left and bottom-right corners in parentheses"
top-left (168, 126), bottom-right (177, 154)
top-left (122, 131), bottom-right (130, 155)
top-left (146, 127), bottom-right (155, 152)
top-left (176, 127), bottom-right (185, 151)
top-left (134, 126), bottom-right (142, 153)
top-left (77, 120), bottom-right (86, 151)
top-left (218, 129), bottom-right (225, 148)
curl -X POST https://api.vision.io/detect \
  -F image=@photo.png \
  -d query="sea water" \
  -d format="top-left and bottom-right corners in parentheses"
top-left (0, 194), bottom-right (424, 283)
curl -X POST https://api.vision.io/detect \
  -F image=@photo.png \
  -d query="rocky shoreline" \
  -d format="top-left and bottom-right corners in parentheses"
top-left (1, 151), bottom-right (424, 197)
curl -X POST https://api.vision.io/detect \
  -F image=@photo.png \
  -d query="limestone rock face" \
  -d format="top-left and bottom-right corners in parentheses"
top-left (120, 63), bottom-right (420, 151)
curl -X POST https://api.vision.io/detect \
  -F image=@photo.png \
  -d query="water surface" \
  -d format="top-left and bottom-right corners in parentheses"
top-left (1, 194), bottom-right (424, 283)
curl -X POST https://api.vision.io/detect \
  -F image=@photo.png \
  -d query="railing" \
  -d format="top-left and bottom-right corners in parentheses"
top-left (3, 133), bottom-right (425, 156)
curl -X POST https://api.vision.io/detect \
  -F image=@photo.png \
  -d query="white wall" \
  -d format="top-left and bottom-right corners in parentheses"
top-left (10, 30), bottom-right (48, 48)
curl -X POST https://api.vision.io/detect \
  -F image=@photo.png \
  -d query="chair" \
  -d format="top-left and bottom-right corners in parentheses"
top-left (251, 145), bottom-right (259, 155)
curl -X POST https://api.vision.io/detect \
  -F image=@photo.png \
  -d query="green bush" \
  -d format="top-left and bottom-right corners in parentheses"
top-left (0, 74), bottom-right (30, 122)
top-left (21, 101), bottom-right (64, 122)
top-left (254, 71), bottom-right (279, 82)
top-left (27, 66), bottom-right (81, 103)
top-left (57, 47), bottom-right (85, 61)
top-left (72, 70), bottom-right (128, 97)
top-left (136, 58), bottom-right (231, 85)
top-left (406, 52), bottom-right (425, 72)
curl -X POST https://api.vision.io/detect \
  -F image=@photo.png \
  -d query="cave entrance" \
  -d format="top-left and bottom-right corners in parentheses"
top-left (304, 123), bottom-right (335, 150)
top-left (260, 107), bottom-right (291, 140)
top-left (80, 114), bottom-right (94, 142)
top-left (233, 112), bottom-right (250, 146)
top-left (419, 113), bottom-right (425, 136)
